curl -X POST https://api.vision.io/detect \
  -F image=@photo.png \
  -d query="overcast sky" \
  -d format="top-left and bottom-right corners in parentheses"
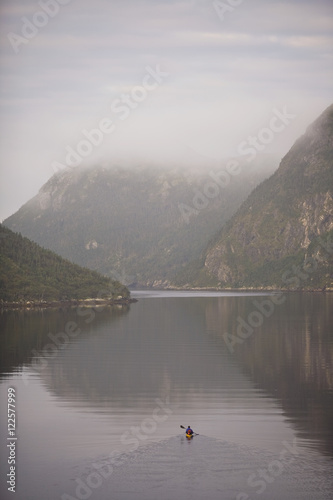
top-left (1, 0), bottom-right (332, 220)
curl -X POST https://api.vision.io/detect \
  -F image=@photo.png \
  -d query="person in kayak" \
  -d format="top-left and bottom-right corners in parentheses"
top-left (186, 426), bottom-right (193, 436)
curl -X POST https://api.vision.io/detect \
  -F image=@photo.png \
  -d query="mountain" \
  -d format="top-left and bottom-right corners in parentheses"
top-left (0, 224), bottom-right (129, 302)
top-left (182, 104), bottom-right (333, 290)
top-left (3, 159), bottom-right (277, 287)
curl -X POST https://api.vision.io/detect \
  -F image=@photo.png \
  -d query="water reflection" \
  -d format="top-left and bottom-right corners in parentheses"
top-left (1, 293), bottom-right (332, 459)
top-left (25, 297), bottom-right (245, 406)
top-left (204, 293), bottom-right (333, 457)
top-left (0, 304), bottom-right (130, 378)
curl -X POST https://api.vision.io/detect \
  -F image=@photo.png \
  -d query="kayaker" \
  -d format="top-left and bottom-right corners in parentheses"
top-left (186, 426), bottom-right (193, 436)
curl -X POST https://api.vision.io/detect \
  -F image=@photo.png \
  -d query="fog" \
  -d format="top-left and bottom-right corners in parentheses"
top-left (0, 0), bottom-right (332, 220)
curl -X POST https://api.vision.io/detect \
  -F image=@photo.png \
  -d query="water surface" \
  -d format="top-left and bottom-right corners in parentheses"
top-left (0, 292), bottom-right (332, 499)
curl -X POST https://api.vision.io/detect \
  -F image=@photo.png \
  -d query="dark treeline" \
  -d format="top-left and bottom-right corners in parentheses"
top-left (0, 224), bottom-right (129, 302)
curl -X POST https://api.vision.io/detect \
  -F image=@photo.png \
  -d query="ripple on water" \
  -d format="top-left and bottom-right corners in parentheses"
top-left (75, 436), bottom-right (333, 500)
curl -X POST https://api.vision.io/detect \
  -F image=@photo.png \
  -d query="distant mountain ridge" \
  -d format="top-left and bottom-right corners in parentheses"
top-left (3, 159), bottom-right (276, 287)
top-left (4, 105), bottom-right (332, 291)
top-left (181, 104), bottom-right (333, 289)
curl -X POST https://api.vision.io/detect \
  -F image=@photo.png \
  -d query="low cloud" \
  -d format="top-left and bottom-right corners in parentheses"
top-left (0, 0), bottom-right (332, 220)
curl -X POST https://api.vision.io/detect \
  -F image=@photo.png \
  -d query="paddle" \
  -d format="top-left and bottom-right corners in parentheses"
top-left (180, 425), bottom-right (199, 435)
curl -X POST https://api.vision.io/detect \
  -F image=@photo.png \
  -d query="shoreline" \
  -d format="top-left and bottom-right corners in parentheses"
top-left (131, 286), bottom-right (332, 293)
top-left (2, 286), bottom-right (332, 310)
top-left (0, 297), bottom-right (138, 311)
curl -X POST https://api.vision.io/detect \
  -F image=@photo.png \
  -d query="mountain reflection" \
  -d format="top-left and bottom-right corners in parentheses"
top-left (0, 304), bottom-right (130, 378)
top-left (1, 293), bottom-right (332, 458)
top-left (35, 297), bottom-right (246, 406)
top-left (205, 293), bottom-right (333, 457)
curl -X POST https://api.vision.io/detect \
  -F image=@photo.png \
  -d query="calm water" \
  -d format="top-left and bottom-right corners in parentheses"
top-left (0, 291), bottom-right (332, 499)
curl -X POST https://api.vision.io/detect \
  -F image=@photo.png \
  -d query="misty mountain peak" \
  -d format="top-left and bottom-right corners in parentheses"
top-left (4, 160), bottom-right (276, 287)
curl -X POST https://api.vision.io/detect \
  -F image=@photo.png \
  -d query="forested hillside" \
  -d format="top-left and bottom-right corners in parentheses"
top-left (3, 160), bottom-right (277, 287)
top-left (0, 224), bottom-right (129, 302)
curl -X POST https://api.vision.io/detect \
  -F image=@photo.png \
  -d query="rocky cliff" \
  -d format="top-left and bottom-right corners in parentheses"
top-left (198, 104), bottom-right (333, 289)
